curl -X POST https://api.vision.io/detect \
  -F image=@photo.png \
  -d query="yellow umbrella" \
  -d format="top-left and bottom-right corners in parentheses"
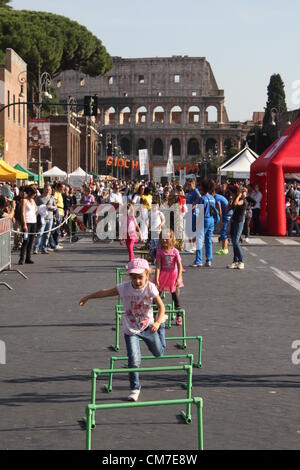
top-left (0, 160), bottom-right (28, 181)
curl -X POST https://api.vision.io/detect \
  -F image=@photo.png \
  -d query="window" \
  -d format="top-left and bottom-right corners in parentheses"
top-left (108, 76), bottom-right (114, 85)
top-left (7, 90), bottom-right (10, 119)
top-left (192, 91), bottom-right (197, 96)
top-left (174, 74), bottom-right (180, 83)
top-left (157, 92), bottom-right (162, 97)
top-left (139, 75), bottom-right (145, 84)
top-left (123, 92), bottom-right (128, 97)
top-left (13, 95), bottom-right (16, 122)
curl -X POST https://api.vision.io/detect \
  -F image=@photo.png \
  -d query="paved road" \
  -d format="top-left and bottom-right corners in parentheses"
top-left (1, 237), bottom-right (300, 450)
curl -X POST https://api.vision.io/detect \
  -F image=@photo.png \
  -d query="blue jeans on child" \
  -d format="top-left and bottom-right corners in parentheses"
top-left (124, 323), bottom-right (166, 391)
top-left (194, 217), bottom-right (214, 265)
top-left (231, 221), bottom-right (244, 262)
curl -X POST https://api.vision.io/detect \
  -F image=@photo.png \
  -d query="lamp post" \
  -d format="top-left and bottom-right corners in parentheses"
top-left (66, 96), bottom-right (77, 176)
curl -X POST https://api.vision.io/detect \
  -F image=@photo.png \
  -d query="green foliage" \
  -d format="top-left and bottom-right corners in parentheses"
top-left (263, 74), bottom-right (287, 128)
top-left (224, 147), bottom-right (239, 162)
top-left (0, 0), bottom-right (12, 9)
top-left (0, 9), bottom-right (112, 78)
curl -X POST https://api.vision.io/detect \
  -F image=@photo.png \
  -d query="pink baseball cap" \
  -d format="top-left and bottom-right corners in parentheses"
top-left (128, 258), bottom-right (149, 274)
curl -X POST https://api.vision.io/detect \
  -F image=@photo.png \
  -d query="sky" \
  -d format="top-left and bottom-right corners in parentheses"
top-left (11, 0), bottom-right (300, 121)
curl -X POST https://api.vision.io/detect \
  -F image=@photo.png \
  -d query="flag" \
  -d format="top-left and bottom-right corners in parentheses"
top-left (166, 145), bottom-right (174, 175)
top-left (139, 149), bottom-right (150, 176)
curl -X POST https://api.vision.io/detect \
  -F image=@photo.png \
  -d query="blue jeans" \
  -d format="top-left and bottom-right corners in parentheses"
top-left (194, 217), bottom-right (214, 265)
top-left (220, 217), bottom-right (231, 241)
top-left (34, 219), bottom-right (53, 253)
top-left (124, 323), bottom-right (166, 390)
top-left (231, 221), bottom-right (244, 262)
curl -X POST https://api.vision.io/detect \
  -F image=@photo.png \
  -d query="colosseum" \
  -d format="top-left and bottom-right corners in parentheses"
top-left (56, 56), bottom-right (252, 175)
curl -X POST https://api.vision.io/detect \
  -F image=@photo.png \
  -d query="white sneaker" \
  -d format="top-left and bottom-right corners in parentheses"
top-left (245, 238), bottom-right (250, 243)
top-left (237, 262), bottom-right (245, 270)
top-left (55, 245), bottom-right (64, 250)
top-left (128, 389), bottom-right (141, 402)
top-left (227, 262), bottom-right (238, 269)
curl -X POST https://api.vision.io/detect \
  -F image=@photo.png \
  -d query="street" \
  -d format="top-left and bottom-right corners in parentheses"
top-left (1, 238), bottom-right (300, 450)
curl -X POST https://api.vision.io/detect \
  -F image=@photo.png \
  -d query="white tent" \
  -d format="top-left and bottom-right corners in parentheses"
top-left (219, 145), bottom-right (259, 179)
top-left (68, 167), bottom-right (90, 188)
top-left (43, 166), bottom-right (67, 179)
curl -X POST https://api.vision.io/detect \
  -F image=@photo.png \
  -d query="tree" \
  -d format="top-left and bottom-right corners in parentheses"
top-left (0, 0), bottom-right (12, 9)
top-left (0, 10), bottom-right (112, 79)
top-left (263, 74), bottom-right (287, 143)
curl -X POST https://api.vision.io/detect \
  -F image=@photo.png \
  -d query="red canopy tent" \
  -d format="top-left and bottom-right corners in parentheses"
top-left (251, 118), bottom-right (300, 236)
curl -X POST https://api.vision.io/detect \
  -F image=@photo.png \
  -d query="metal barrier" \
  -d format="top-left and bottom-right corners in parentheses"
top-left (69, 204), bottom-right (118, 244)
top-left (0, 218), bottom-right (27, 290)
top-left (85, 397), bottom-right (204, 451)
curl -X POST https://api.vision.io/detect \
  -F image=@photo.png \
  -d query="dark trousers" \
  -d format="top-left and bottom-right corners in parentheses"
top-left (20, 223), bottom-right (36, 262)
top-left (252, 209), bottom-right (261, 235)
top-left (243, 215), bottom-right (251, 238)
top-left (160, 291), bottom-right (180, 309)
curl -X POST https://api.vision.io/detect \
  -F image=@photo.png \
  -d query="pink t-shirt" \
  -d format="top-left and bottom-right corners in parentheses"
top-left (117, 281), bottom-right (159, 335)
top-left (156, 248), bottom-right (181, 272)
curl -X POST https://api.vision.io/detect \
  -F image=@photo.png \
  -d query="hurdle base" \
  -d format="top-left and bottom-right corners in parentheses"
top-left (180, 411), bottom-right (192, 425)
top-left (103, 385), bottom-right (112, 394)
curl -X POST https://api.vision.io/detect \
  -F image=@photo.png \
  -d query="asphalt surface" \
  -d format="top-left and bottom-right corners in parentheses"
top-left (0, 236), bottom-right (300, 450)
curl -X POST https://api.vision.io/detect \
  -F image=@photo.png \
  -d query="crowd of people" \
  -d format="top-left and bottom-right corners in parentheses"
top-left (1, 177), bottom-right (300, 271)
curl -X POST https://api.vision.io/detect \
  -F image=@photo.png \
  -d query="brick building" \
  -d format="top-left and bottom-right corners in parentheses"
top-left (30, 115), bottom-right (99, 175)
top-left (0, 49), bottom-right (27, 167)
top-left (56, 56), bottom-right (253, 174)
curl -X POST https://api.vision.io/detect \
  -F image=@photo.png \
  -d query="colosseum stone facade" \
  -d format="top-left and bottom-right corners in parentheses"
top-left (56, 56), bottom-right (251, 173)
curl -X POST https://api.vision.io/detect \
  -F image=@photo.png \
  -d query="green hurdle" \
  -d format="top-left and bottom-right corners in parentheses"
top-left (85, 397), bottom-right (204, 451)
top-left (104, 353), bottom-right (194, 393)
top-left (91, 365), bottom-right (193, 427)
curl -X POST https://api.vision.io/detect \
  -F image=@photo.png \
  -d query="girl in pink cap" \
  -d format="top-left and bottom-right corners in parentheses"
top-left (155, 229), bottom-right (184, 326)
top-left (80, 258), bottom-right (166, 402)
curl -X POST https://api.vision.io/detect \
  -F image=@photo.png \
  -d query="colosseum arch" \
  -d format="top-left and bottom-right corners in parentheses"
top-left (205, 105), bottom-right (218, 123)
top-left (153, 106), bottom-right (165, 124)
top-left (153, 138), bottom-right (164, 156)
top-left (188, 106), bottom-right (200, 124)
top-left (136, 106), bottom-right (148, 124)
top-left (205, 137), bottom-right (218, 153)
top-left (187, 138), bottom-right (200, 156)
top-left (136, 138), bottom-right (147, 155)
top-left (105, 107), bottom-right (116, 125)
top-left (120, 137), bottom-right (131, 155)
top-left (170, 138), bottom-right (181, 157)
top-left (170, 106), bottom-right (182, 125)
top-left (120, 107), bottom-right (131, 125)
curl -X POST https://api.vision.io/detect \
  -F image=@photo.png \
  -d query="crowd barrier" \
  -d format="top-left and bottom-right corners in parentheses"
top-left (0, 218), bottom-right (27, 290)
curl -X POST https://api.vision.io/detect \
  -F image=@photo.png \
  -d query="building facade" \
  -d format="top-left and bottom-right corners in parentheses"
top-left (30, 115), bottom-right (99, 176)
top-left (0, 49), bottom-right (27, 167)
top-left (56, 56), bottom-right (252, 172)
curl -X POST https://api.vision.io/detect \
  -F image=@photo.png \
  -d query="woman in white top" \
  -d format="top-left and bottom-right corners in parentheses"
top-left (251, 184), bottom-right (263, 235)
top-left (19, 186), bottom-right (38, 265)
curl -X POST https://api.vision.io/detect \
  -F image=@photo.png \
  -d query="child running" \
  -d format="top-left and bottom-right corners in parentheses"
top-left (79, 258), bottom-right (166, 402)
top-left (155, 229), bottom-right (184, 326)
top-left (120, 201), bottom-right (143, 262)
